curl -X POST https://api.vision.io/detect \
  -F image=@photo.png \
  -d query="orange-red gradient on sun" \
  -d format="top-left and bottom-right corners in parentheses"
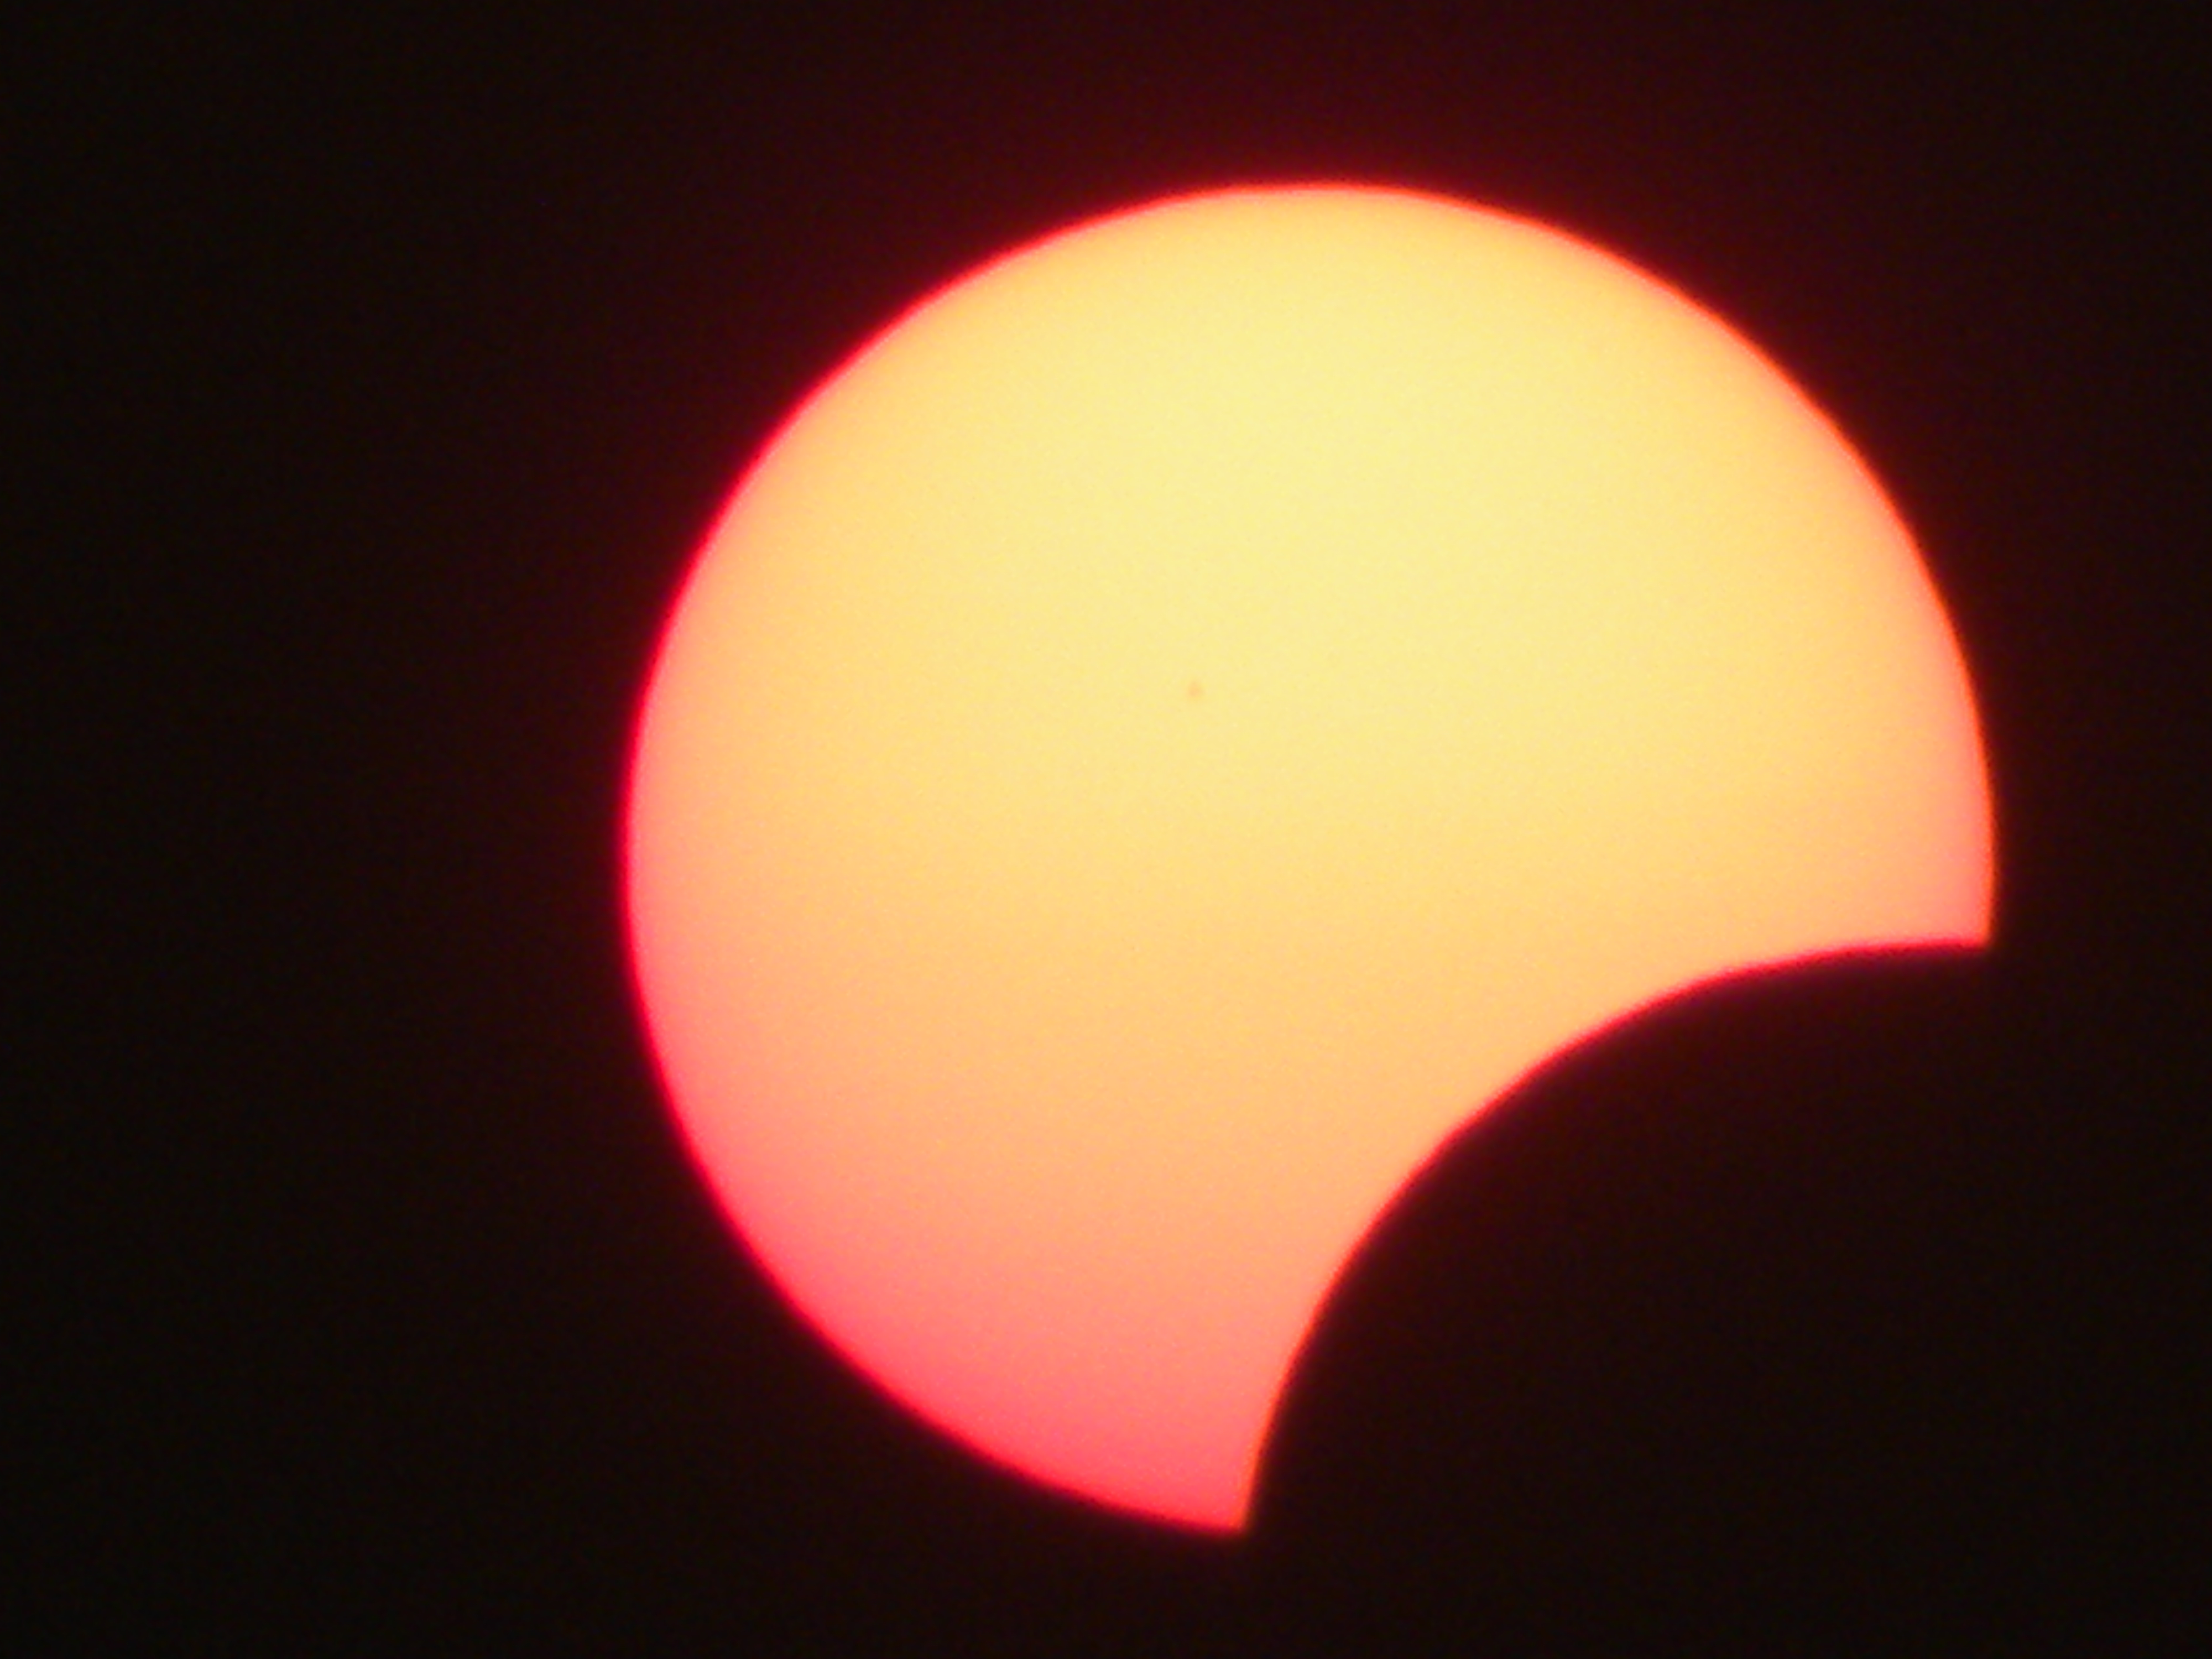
top-left (625, 186), bottom-right (1994, 1533)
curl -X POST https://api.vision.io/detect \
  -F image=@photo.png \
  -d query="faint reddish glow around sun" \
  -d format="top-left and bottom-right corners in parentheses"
top-left (625, 186), bottom-right (1995, 1533)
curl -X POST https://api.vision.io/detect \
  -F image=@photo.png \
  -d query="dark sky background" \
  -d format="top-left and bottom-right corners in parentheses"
top-left (23, 7), bottom-right (2209, 1649)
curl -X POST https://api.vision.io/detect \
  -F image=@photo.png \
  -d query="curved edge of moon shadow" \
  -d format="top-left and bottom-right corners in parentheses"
top-left (1244, 943), bottom-right (2038, 1637)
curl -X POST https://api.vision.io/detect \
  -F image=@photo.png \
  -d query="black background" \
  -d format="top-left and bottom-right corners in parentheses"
top-left (21, 6), bottom-right (2209, 1648)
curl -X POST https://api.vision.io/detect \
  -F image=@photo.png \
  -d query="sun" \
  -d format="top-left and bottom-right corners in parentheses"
top-left (625, 184), bottom-right (1993, 1531)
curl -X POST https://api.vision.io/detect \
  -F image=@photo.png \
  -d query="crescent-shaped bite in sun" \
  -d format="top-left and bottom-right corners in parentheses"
top-left (625, 186), bottom-right (1994, 1532)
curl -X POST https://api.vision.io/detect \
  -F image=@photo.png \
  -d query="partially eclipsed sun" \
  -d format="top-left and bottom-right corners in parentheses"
top-left (625, 186), bottom-right (1994, 1532)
